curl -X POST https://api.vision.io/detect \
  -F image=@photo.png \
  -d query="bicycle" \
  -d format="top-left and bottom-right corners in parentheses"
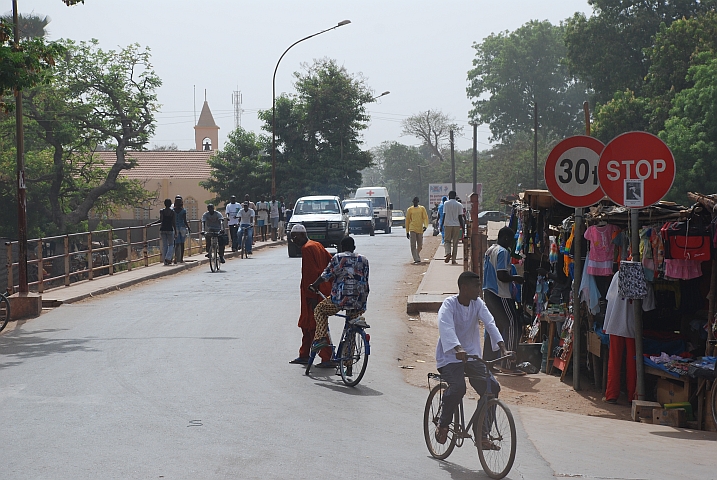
top-left (423, 354), bottom-right (517, 480)
top-left (304, 290), bottom-right (371, 387)
top-left (238, 224), bottom-right (253, 259)
top-left (203, 231), bottom-right (221, 272)
top-left (709, 340), bottom-right (717, 430)
top-left (0, 290), bottom-right (10, 333)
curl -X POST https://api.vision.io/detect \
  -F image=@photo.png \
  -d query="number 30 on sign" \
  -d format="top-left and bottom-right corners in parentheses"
top-left (544, 136), bottom-right (606, 208)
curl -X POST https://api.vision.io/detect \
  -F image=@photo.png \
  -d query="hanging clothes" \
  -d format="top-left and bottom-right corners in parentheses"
top-left (579, 250), bottom-right (601, 315)
top-left (584, 224), bottom-right (620, 276)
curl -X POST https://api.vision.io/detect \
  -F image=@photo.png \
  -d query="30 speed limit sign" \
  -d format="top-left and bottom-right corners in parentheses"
top-left (544, 136), bottom-right (606, 208)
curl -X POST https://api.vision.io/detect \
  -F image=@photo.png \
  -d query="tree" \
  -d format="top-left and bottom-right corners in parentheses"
top-left (660, 53), bottom-right (717, 203)
top-left (0, 13), bottom-right (51, 40)
top-left (16, 39), bottom-right (160, 232)
top-left (564, 0), bottom-right (717, 103)
top-left (401, 110), bottom-right (461, 162)
top-left (467, 20), bottom-right (587, 142)
top-left (258, 58), bottom-right (374, 199)
top-left (200, 127), bottom-right (269, 203)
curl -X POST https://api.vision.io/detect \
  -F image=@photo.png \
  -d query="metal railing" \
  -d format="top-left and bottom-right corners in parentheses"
top-left (5, 220), bottom-right (207, 295)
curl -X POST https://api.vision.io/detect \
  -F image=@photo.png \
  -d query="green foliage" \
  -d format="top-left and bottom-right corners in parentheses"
top-left (467, 20), bottom-right (587, 142)
top-left (592, 90), bottom-right (650, 143)
top-left (200, 127), bottom-right (270, 203)
top-left (660, 54), bottom-right (717, 203)
top-left (257, 58), bottom-right (374, 200)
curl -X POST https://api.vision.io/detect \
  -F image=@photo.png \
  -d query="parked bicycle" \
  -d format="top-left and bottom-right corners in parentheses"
top-left (423, 353), bottom-right (517, 480)
top-left (203, 231), bottom-right (221, 272)
top-left (0, 290), bottom-right (10, 333)
top-left (304, 290), bottom-right (371, 387)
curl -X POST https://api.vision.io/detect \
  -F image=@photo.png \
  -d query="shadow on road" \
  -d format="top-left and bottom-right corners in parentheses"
top-left (310, 379), bottom-right (384, 396)
top-left (433, 457), bottom-right (491, 479)
top-left (0, 328), bottom-right (97, 369)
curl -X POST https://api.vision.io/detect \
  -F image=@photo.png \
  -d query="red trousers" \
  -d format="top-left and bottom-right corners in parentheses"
top-left (299, 327), bottom-right (331, 362)
top-left (606, 335), bottom-right (636, 402)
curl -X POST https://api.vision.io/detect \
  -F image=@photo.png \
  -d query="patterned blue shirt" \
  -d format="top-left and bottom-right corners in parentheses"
top-left (320, 252), bottom-right (370, 311)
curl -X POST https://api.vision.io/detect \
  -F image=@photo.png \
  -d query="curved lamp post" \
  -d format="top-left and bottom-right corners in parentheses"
top-left (271, 20), bottom-right (351, 195)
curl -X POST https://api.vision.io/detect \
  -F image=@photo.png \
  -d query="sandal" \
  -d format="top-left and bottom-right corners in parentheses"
top-left (435, 426), bottom-right (449, 444)
top-left (481, 439), bottom-right (501, 451)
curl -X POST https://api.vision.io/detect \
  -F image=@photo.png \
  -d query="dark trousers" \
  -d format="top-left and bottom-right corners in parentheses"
top-left (229, 225), bottom-right (239, 251)
top-left (438, 361), bottom-right (500, 432)
top-left (300, 327), bottom-right (331, 362)
top-left (483, 290), bottom-right (521, 370)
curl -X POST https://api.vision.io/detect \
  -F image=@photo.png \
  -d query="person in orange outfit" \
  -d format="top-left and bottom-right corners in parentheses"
top-left (288, 224), bottom-right (334, 366)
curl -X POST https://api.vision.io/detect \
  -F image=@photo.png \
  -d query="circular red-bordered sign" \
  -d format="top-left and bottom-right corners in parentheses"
top-left (598, 132), bottom-right (675, 208)
top-left (544, 136), bottom-right (606, 207)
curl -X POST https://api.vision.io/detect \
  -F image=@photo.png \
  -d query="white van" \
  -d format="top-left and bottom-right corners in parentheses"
top-left (354, 186), bottom-right (393, 233)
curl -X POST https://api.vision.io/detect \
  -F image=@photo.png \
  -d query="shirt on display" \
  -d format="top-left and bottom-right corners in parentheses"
top-left (584, 224), bottom-right (620, 276)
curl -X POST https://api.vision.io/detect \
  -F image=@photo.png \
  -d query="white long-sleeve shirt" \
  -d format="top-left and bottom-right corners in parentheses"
top-left (435, 295), bottom-right (504, 369)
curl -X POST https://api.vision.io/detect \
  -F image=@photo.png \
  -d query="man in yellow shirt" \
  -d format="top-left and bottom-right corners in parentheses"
top-left (406, 196), bottom-right (429, 264)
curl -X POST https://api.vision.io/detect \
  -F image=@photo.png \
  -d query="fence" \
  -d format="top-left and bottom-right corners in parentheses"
top-left (5, 220), bottom-right (208, 295)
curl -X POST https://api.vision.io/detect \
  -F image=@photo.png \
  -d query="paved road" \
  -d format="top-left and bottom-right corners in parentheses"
top-left (1, 230), bottom-right (552, 479)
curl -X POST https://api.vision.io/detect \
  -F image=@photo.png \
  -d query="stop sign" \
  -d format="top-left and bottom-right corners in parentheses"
top-left (544, 136), bottom-right (606, 207)
top-left (598, 132), bottom-right (675, 208)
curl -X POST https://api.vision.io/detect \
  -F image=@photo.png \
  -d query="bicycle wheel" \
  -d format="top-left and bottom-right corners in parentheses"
top-left (423, 382), bottom-right (458, 460)
top-left (0, 294), bottom-right (10, 333)
top-left (209, 239), bottom-right (218, 272)
top-left (339, 330), bottom-right (368, 386)
top-left (711, 379), bottom-right (717, 430)
top-left (477, 398), bottom-right (517, 479)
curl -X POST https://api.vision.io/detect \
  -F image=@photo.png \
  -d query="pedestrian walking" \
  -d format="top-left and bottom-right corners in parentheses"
top-left (437, 196), bottom-right (447, 243)
top-left (287, 224), bottom-right (333, 366)
top-left (147, 198), bottom-right (177, 266)
top-left (278, 196), bottom-right (287, 240)
top-left (442, 191), bottom-right (464, 265)
top-left (269, 195), bottom-right (281, 241)
top-left (482, 226), bottom-right (525, 374)
top-left (173, 195), bottom-right (189, 263)
top-left (256, 195), bottom-right (270, 242)
top-left (406, 196), bottom-right (429, 264)
top-left (226, 195), bottom-right (241, 252)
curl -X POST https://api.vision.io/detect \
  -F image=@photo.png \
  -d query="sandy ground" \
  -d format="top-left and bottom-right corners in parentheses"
top-left (397, 233), bottom-right (633, 422)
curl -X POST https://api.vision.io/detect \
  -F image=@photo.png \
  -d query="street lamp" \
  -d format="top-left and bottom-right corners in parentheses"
top-left (271, 20), bottom-right (351, 196)
top-left (372, 91), bottom-right (390, 101)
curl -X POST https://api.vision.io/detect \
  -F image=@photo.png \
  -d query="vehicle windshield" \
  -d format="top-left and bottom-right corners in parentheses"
top-left (360, 197), bottom-right (386, 208)
top-left (346, 205), bottom-right (371, 216)
top-left (294, 199), bottom-right (340, 215)
top-left (392, 211), bottom-right (403, 217)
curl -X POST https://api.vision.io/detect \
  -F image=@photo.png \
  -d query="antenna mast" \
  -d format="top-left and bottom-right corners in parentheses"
top-left (193, 85), bottom-right (196, 125)
top-left (232, 87), bottom-right (243, 129)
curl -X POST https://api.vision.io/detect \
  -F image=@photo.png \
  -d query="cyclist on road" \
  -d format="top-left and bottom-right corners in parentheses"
top-left (202, 204), bottom-right (226, 263)
top-left (309, 236), bottom-right (369, 357)
top-left (435, 271), bottom-right (509, 449)
top-left (237, 201), bottom-right (255, 254)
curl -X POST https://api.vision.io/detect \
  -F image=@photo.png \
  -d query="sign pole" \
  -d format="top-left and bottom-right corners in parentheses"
top-left (572, 208), bottom-right (583, 391)
top-left (632, 207), bottom-right (645, 400)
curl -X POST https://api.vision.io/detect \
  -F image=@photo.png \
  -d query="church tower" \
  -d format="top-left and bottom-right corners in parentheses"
top-left (194, 100), bottom-right (220, 151)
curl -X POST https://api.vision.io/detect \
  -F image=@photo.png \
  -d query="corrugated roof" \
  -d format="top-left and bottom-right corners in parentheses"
top-left (95, 151), bottom-right (214, 179)
top-left (196, 101), bottom-right (219, 128)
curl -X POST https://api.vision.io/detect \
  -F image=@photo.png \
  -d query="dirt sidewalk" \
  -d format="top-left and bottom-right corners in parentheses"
top-left (398, 233), bottom-right (632, 422)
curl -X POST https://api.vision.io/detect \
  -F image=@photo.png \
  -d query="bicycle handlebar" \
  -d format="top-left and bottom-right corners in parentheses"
top-left (465, 353), bottom-right (516, 371)
top-left (308, 285), bottom-right (326, 299)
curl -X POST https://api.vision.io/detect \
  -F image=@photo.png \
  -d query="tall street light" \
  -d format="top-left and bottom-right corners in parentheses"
top-left (271, 20), bottom-right (351, 196)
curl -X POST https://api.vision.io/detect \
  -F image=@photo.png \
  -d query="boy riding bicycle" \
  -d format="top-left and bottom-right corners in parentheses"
top-left (435, 271), bottom-right (510, 450)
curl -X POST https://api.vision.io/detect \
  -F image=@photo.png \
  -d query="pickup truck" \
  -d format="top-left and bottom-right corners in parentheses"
top-left (286, 195), bottom-right (349, 257)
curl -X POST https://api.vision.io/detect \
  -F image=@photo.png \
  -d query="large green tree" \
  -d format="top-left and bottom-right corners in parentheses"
top-left (258, 58), bottom-right (374, 200)
top-left (467, 20), bottom-right (588, 142)
top-left (564, 0), bottom-right (717, 103)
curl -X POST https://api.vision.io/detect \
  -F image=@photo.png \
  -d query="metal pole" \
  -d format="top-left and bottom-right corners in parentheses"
top-left (472, 123), bottom-right (478, 194)
top-left (632, 208), bottom-right (645, 400)
top-left (13, 0), bottom-right (28, 293)
top-left (450, 129), bottom-right (456, 192)
top-left (533, 102), bottom-right (538, 189)
top-left (572, 208), bottom-right (583, 391)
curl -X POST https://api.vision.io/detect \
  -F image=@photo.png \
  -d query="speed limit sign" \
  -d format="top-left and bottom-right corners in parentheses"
top-left (544, 136), bottom-right (606, 208)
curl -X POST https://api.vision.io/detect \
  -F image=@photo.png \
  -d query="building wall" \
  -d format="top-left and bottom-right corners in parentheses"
top-left (115, 177), bottom-right (215, 221)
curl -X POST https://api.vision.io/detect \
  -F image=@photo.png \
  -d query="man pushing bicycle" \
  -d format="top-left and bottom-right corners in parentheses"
top-left (435, 271), bottom-right (510, 450)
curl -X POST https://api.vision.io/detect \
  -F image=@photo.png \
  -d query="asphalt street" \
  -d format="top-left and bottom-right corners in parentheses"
top-left (1, 230), bottom-right (551, 479)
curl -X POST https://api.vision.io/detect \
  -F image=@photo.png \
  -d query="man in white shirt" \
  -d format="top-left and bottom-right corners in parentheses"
top-left (256, 195), bottom-right (270, 242)
top-left (442, 190), bottom-right (464, 265)
top-left (236, 201), bottom-right (255, 254)
top-left (269, 195), bottom-right (281, 241)
top-left (434, 271), bottom-right (509, 449)
top-left (225, 195), bottom-right (241, 252)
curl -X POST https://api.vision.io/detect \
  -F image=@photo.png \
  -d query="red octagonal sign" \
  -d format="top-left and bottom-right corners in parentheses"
top-left (544, 136), bottom-right (606, 208)
top-left (598, 132), bottom-right (675, 208)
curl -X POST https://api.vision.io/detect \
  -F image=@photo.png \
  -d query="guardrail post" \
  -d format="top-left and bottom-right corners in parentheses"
top-left (64, 235), bottom-right (70, 286)
top-left (6, 242), bottom-right (12, 295)
top-left (126, 228), bottom-right (132, 271)
top-left (143, 226), bottom-right (148, 267)
top-left (88, 231), bottom-right (94, 280)
top-left (38, 238), bottom-right (44, 293)
top-left (108, 227), bottom-right (114, 275)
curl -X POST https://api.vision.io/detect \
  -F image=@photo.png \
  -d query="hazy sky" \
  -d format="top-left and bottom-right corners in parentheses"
top-left (21, 0), bottom-right (593, 152)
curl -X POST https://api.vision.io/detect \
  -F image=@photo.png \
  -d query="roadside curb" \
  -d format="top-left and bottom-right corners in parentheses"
top-left (51, 240), bottom-right (286, 305)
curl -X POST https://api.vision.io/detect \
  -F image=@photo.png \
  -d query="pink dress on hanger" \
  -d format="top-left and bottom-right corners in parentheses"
top-left (584, 224), bottom-right (620, 276)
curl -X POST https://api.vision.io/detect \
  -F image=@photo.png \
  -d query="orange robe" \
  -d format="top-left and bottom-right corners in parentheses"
top-left (298, 240), bottom-right (333, 329)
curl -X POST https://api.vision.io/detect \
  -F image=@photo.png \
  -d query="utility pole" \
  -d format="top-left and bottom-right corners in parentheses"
top-left (472, 123), bottom-right (478, 194)
top-left (450, 129), bottom-right (456, 192)
top-left (533, 101), bottom-right (538, 189)
top-left (13, 0), bottom-right (28, 293)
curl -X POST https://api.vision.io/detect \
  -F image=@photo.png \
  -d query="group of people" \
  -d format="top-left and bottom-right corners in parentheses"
top-left (148, 195), bottom-right (191, 266)
top-left (288, 225), bottom-right (370, 369)
top-left (403, 191), bottom-right (465, 266)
